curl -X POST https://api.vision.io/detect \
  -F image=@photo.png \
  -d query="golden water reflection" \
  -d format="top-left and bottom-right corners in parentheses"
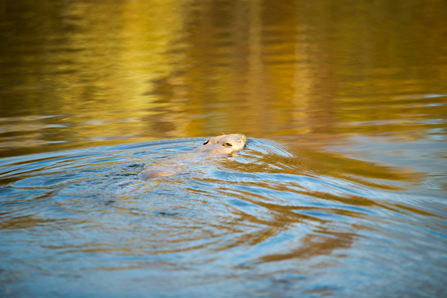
top-left (1, 0), bottom-right (446, 158)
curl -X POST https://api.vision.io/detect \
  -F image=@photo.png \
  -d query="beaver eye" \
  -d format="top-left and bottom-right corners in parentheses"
top-left (224, 143), bottom-right (233, 147)
top-left (203, 140), bottom-right (209, 145)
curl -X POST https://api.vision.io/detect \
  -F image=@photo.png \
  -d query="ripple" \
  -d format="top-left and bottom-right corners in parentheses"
top-left (0, 137), bottom-right (446, 298)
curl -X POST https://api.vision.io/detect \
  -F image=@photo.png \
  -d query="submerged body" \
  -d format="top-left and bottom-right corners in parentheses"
top-left (138, 134), bottom-right (247, 180)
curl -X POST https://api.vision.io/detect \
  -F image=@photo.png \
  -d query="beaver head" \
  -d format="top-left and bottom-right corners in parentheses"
top-left (139, 134), bottom-right (247, 180)
top-left (193, 133), bottom-right (247, 156)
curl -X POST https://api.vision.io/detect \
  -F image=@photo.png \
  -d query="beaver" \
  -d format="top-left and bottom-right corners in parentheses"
top-left (138, 133), bottom-right (247, 180)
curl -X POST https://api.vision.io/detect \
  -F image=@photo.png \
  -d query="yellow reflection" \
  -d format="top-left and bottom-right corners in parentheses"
top-left (1, 0), bottom-right (447, 157)
top-left (30, 0), bottom-right (193, 147)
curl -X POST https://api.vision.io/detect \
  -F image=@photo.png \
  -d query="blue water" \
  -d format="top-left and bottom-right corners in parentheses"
top-left (1, 137), bottom-right (446, 297)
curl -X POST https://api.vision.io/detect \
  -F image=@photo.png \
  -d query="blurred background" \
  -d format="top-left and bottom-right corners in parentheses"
top-left (1, 0), bottom-right (446, 160)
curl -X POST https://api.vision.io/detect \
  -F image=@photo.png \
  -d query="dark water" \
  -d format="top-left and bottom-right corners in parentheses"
top-left (1, 0), bottom-right (447, 297)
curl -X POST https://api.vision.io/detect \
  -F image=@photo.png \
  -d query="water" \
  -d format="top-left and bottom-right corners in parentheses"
top-left (1, 0), bottom-right (447, 297)
top-left (2, 138), bottom-right (445, 297)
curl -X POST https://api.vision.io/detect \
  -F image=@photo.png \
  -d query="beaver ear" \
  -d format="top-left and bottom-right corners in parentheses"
top-left (203, 139), bottom-right (209, 145)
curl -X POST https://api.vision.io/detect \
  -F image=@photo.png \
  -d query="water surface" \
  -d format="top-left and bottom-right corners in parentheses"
top-left (1, 0), bottom-right (447, 297)
top-left (2, 137), bottom-right (446, 297)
